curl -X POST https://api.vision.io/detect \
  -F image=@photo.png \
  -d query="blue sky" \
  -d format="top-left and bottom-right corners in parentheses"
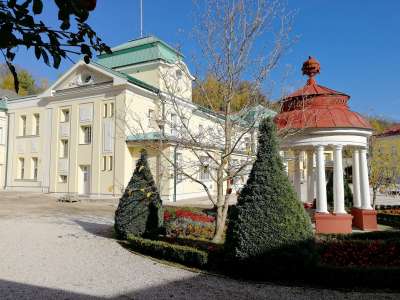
top-left (10, 0), bottom-right (400, 121)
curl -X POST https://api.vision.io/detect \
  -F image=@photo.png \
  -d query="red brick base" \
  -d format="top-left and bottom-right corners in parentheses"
top-left (315, 213), bottom-right (353, 234)
top-left (351, 208), bottom-right (378, 231)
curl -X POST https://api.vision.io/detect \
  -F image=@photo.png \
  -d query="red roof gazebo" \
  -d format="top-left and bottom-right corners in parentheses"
top-left (274, 57), bottom-right (376, 234)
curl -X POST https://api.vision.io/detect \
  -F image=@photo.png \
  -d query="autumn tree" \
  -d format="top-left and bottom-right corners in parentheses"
top-left (0, 65), bottom-right (47, 95)
top-left (193, 74), bottom-right (270, 112)
top-left (367, 116), bottom-right (396, 134)
top-left (369, 134), bottom-right (400, 207)
top-left (0, 0), bottom-right (110, 92)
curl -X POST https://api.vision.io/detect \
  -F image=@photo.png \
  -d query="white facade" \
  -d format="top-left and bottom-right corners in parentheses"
top-left (0, 37), bottom-right (269, 202)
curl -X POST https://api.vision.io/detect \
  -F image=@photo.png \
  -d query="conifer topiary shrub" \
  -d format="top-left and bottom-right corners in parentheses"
top-left (114, 149), bottom-right (163, 239)
top-left (224, 117), bottom-right (314, 278)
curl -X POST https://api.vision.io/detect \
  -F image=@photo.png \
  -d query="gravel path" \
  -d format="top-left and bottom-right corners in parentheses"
top-left (0, 192), bottom-right (399, 299)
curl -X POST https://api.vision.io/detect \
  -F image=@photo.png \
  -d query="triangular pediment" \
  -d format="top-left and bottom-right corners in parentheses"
top-left (40, 61), bottom-right (128, 97)
top-left (54, 65), bottom-right (113, 91)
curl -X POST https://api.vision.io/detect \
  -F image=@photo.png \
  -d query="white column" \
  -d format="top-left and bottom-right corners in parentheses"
top-left (306, 150), bottom-right (315, 203)
top-left (280, 151), bottom-right (289, 175)
top-left (293, 150), bottom-right (302, 201)
top-left (333, 145), bottom-right (346, 214)
top-left (316, 145), bottom-right (328, 213)
top-left (352, 148), bottom-right (361, 208)
top-left (359, 147), bottom-right (372, 210)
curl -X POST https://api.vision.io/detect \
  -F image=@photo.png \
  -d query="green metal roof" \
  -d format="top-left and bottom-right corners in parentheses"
top-left (90, 61), bottom-right (160, 94)
top-left (126, 132), bottom-right (179, 143)
top-left (127, 132), bottom-right (162, 142)
top-left (232, 104), bottom-right (276, 127)
top-left (96, 36), bottom-right (183, 69)
top-left (0, 99), bottom-right (7, 111)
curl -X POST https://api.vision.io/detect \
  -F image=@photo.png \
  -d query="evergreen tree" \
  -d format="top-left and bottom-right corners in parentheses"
top-left (225, 117), bottom-right (314, 273)
top-left (114, 149), bottom-right (163, 239)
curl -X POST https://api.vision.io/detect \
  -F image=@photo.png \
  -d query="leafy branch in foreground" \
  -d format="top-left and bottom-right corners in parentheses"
top-left (0, 0), bottom-right (111, 92)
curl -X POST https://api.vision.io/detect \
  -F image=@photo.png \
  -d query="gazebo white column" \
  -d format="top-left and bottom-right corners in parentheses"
top-left (316, 145), bottom-right (328, 213)
top-left (280, 151), bottom-right (289, 175)
top-left (359, 147), bottom-right (372, 210)
top-left (306, 150), bottom-right (315, 203)
top-left (352, 149), bottom-right (361, 208)
top-left (293, 150), bottom-right (302, 201)
top-left (333, 145), bottom-right (346, 214)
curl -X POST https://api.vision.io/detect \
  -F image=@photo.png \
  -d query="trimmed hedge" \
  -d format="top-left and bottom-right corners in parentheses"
top-left (123, 233), bottom-right (400, 289)
top-left (378, 213), bottom-right (400, 228)
top-left (126, 234), bottom-right (209, 268)
top-left (319, 230), bottom-right (400, 241)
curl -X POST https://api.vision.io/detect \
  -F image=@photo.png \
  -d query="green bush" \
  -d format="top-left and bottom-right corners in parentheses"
top-left (114, 149), bottom-right (163, 239)
top-left (224, 117), bottom-right (314, 275)
top-left (126, 234), bottom-right (209, 268)
top-left (378, 213), bottom-right (400, 228)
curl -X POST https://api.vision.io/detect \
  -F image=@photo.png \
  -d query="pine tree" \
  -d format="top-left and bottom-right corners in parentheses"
top-left (114, 149), bottom-right (163, 239)
top-left (225, 117), bottom-right (314, 273)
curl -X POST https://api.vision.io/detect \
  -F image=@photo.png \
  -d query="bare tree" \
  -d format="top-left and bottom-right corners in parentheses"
top-left (118, 0), bottom-right (294, 243)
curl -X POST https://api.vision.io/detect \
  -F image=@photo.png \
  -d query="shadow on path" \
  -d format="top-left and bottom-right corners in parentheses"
top-left (0, 275), bottom-right (399, 300)
top-left (74, 219), bottom-right (115, 239)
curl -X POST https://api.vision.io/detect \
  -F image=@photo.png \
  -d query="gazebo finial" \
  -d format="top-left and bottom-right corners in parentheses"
top-left (302, 56), bottom-right (320, 85)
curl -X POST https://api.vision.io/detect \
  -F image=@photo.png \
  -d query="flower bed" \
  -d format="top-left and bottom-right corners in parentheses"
top-left (318, 239), bottom-right (400, 267)
top-left (379, 209), bottom-right (400, 216)
top-left (163, 206), bottom-right (216, 240)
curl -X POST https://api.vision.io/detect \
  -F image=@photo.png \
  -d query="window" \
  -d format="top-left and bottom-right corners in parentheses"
top-left (102, 156), bottom-right (113, 171)
top-left (199, 156), bottom-right (210, 181)
top-left (231, 159), bottom-right (239, 172)
top-left (103, 103), bottom-right (108, 118)
top-left (244, 137), bottom-right (251, 152)
top-left (148, 109), bottom-right (155, 128)
top-left (175, 69), bottom-right (183, 78)
top-left (103, 103), bottom-right (115, 118)
top-left (61, 109), bottom-right (70, 122)
top-left (108, 156), bottom-right (113, 171)
top-left (32, 157), bottom-right (38, 180)
top-left (33, 113), bottom-right (40, 135)
top-left (60, 140), bottom-right (68, 158)
top-left (20, 115), bottom-right (26, 136)
top-left (102, 156), bottom-right (107, 171)
top-left (176, 153), bottom-right (183, 181)
top-left (171, 113), bottom-right (177, 135)
top-left (198, 125), bottom-right (204, 137)
top-left (81, 126), bottom-right (92, 144)
top-left (59, 175), bottom-right (68, 183)
top-left (392, 145), bottom-right (397, 156)
top-left (19, 158), bottom-right (25, 179)
top-left (110, 103), bottom-right (114, 117)
top-left (0, 127), bottom-right (3, 145)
